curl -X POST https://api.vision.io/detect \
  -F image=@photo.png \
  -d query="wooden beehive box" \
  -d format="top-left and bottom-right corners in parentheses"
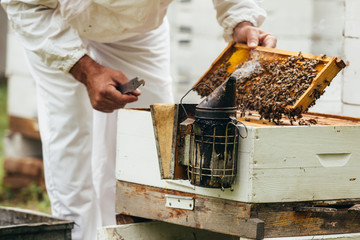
top-left (116, 108), bottom-right (360, 203)
top-left (235, 112), bottom-right (360, 202)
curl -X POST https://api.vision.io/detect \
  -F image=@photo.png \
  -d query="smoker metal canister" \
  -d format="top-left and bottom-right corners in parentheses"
top-left (188, 76), bottom-right (240, 189)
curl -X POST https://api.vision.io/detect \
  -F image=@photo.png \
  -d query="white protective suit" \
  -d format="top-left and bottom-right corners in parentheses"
top-left (1, 1), bottom-right (266, 239)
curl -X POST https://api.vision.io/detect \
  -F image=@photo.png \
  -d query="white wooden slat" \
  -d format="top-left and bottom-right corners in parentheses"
top-left (98, 221), bottom-right (238, 240)
top-left (116, 109), bottom-right (162, 187)
top-left (251, 126), bottom-right (360, 169)
top-left (98, 222), bottom-right (360, 240)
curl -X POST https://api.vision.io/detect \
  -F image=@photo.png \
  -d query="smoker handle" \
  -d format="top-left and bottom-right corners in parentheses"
top-left (179, 83), bottom-right (213, 118)
top-left (229, 117), bottom-right (248, 139)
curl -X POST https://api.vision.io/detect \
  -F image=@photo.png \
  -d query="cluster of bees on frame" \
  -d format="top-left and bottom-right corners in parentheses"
top-left (197, 53), bottom-right (328, 125)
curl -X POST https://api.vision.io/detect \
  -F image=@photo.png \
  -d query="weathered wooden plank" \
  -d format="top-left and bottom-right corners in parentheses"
top-left (116, 214), bottom-right (150, 224)
top-left (3, 157), bottom-right (45, 189)
top-left (304, 112), bottom-right (360, 124)
top-left (3, 157), bottom-right (43, 178)
top-left (150, 104), bottom-right (188, 180)
top-left (259, 210), bottom-right (360, 238)
top-left (348, 204), bottom-right (360, 212)
top-left (251, 199), bottom-right (360, 213)
top-left (296, 206), bottom-right (337, 213)
top-left (116, 180), bottom-right (263, 239)
top-left (150, 104), bottom-right (177, 179)
top-left (9, 116), bottom-right (40, 140)
top-left (239, 111), bottom-right (360, 126)
top-left (250, 201), bottom-right (360, 238)
top-left (116, 181), bottom-right (360, 239)
top-left (3, 174), bottom-right (44, 190)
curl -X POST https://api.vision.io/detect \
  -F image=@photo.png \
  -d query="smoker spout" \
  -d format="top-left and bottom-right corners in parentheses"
top-left (195, 76), bottom-right (237, 120)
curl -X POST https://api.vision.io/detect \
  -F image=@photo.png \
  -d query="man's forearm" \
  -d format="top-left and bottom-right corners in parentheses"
top-left (70, 55), bottom-right (101, 86)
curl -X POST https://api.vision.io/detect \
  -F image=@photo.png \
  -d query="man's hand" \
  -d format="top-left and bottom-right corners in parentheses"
top-left (70, 55), bottom-right (140, 113)
top-left (233, 21), bottom-right (277, 49)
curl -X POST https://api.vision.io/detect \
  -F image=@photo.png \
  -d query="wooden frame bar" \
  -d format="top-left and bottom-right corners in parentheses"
top-left (116, 180), bottom-right (360, 239)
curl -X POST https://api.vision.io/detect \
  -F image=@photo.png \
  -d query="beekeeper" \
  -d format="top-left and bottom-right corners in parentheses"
top-left (1, 0), bottom-right (276, 239)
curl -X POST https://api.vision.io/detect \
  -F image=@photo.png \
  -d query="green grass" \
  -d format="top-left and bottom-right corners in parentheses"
top-left (0, 79), bottom-right (51, 214)
top-left (0, 79), bottom-right (8, 189)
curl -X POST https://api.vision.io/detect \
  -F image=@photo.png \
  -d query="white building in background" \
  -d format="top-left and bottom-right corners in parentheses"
top-left (6, 25), bottom-right (38, 120)
top-left (341, 0), bottom-right (360, 117)
top-left (5, 0), bottom-right (360, 120)
top-left (0, 7), bottom-right (7, 79)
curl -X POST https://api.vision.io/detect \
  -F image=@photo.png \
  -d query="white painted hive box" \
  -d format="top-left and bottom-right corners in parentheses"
top-left (116, 108), bottom-right (360, 203)
top-left (239, 121), bottom-right (360, 203)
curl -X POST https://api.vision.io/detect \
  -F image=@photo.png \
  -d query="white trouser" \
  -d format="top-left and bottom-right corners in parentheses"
top-left (24, 20), bottom-right (173, 240)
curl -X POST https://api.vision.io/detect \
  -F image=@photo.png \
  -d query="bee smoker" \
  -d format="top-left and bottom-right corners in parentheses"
top-left (179, 77), bottom-right (247, 190)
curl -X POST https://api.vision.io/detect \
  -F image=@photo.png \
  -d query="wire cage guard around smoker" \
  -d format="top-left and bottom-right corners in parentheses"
top-left (188, 119), bottom-right (244, 190)
top-left (180, 76), bottom-right (247, 190)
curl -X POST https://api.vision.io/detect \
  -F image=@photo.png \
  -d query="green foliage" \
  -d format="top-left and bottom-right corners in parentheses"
top-left (0, 184), bottom-right (51, 214)
top-left (0, 80), bottom-right (8, 193)
top-left (0, 80), bottom-right (51, 214)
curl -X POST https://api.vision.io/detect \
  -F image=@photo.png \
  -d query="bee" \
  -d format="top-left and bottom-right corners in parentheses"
top-left (307, 118), bottom-right (318, 125)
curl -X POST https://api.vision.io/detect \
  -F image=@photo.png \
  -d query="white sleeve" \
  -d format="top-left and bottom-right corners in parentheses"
top-left (212, 0), bottom-right (267, 42)
top-left (1, 0), bottom-right (87, 72)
